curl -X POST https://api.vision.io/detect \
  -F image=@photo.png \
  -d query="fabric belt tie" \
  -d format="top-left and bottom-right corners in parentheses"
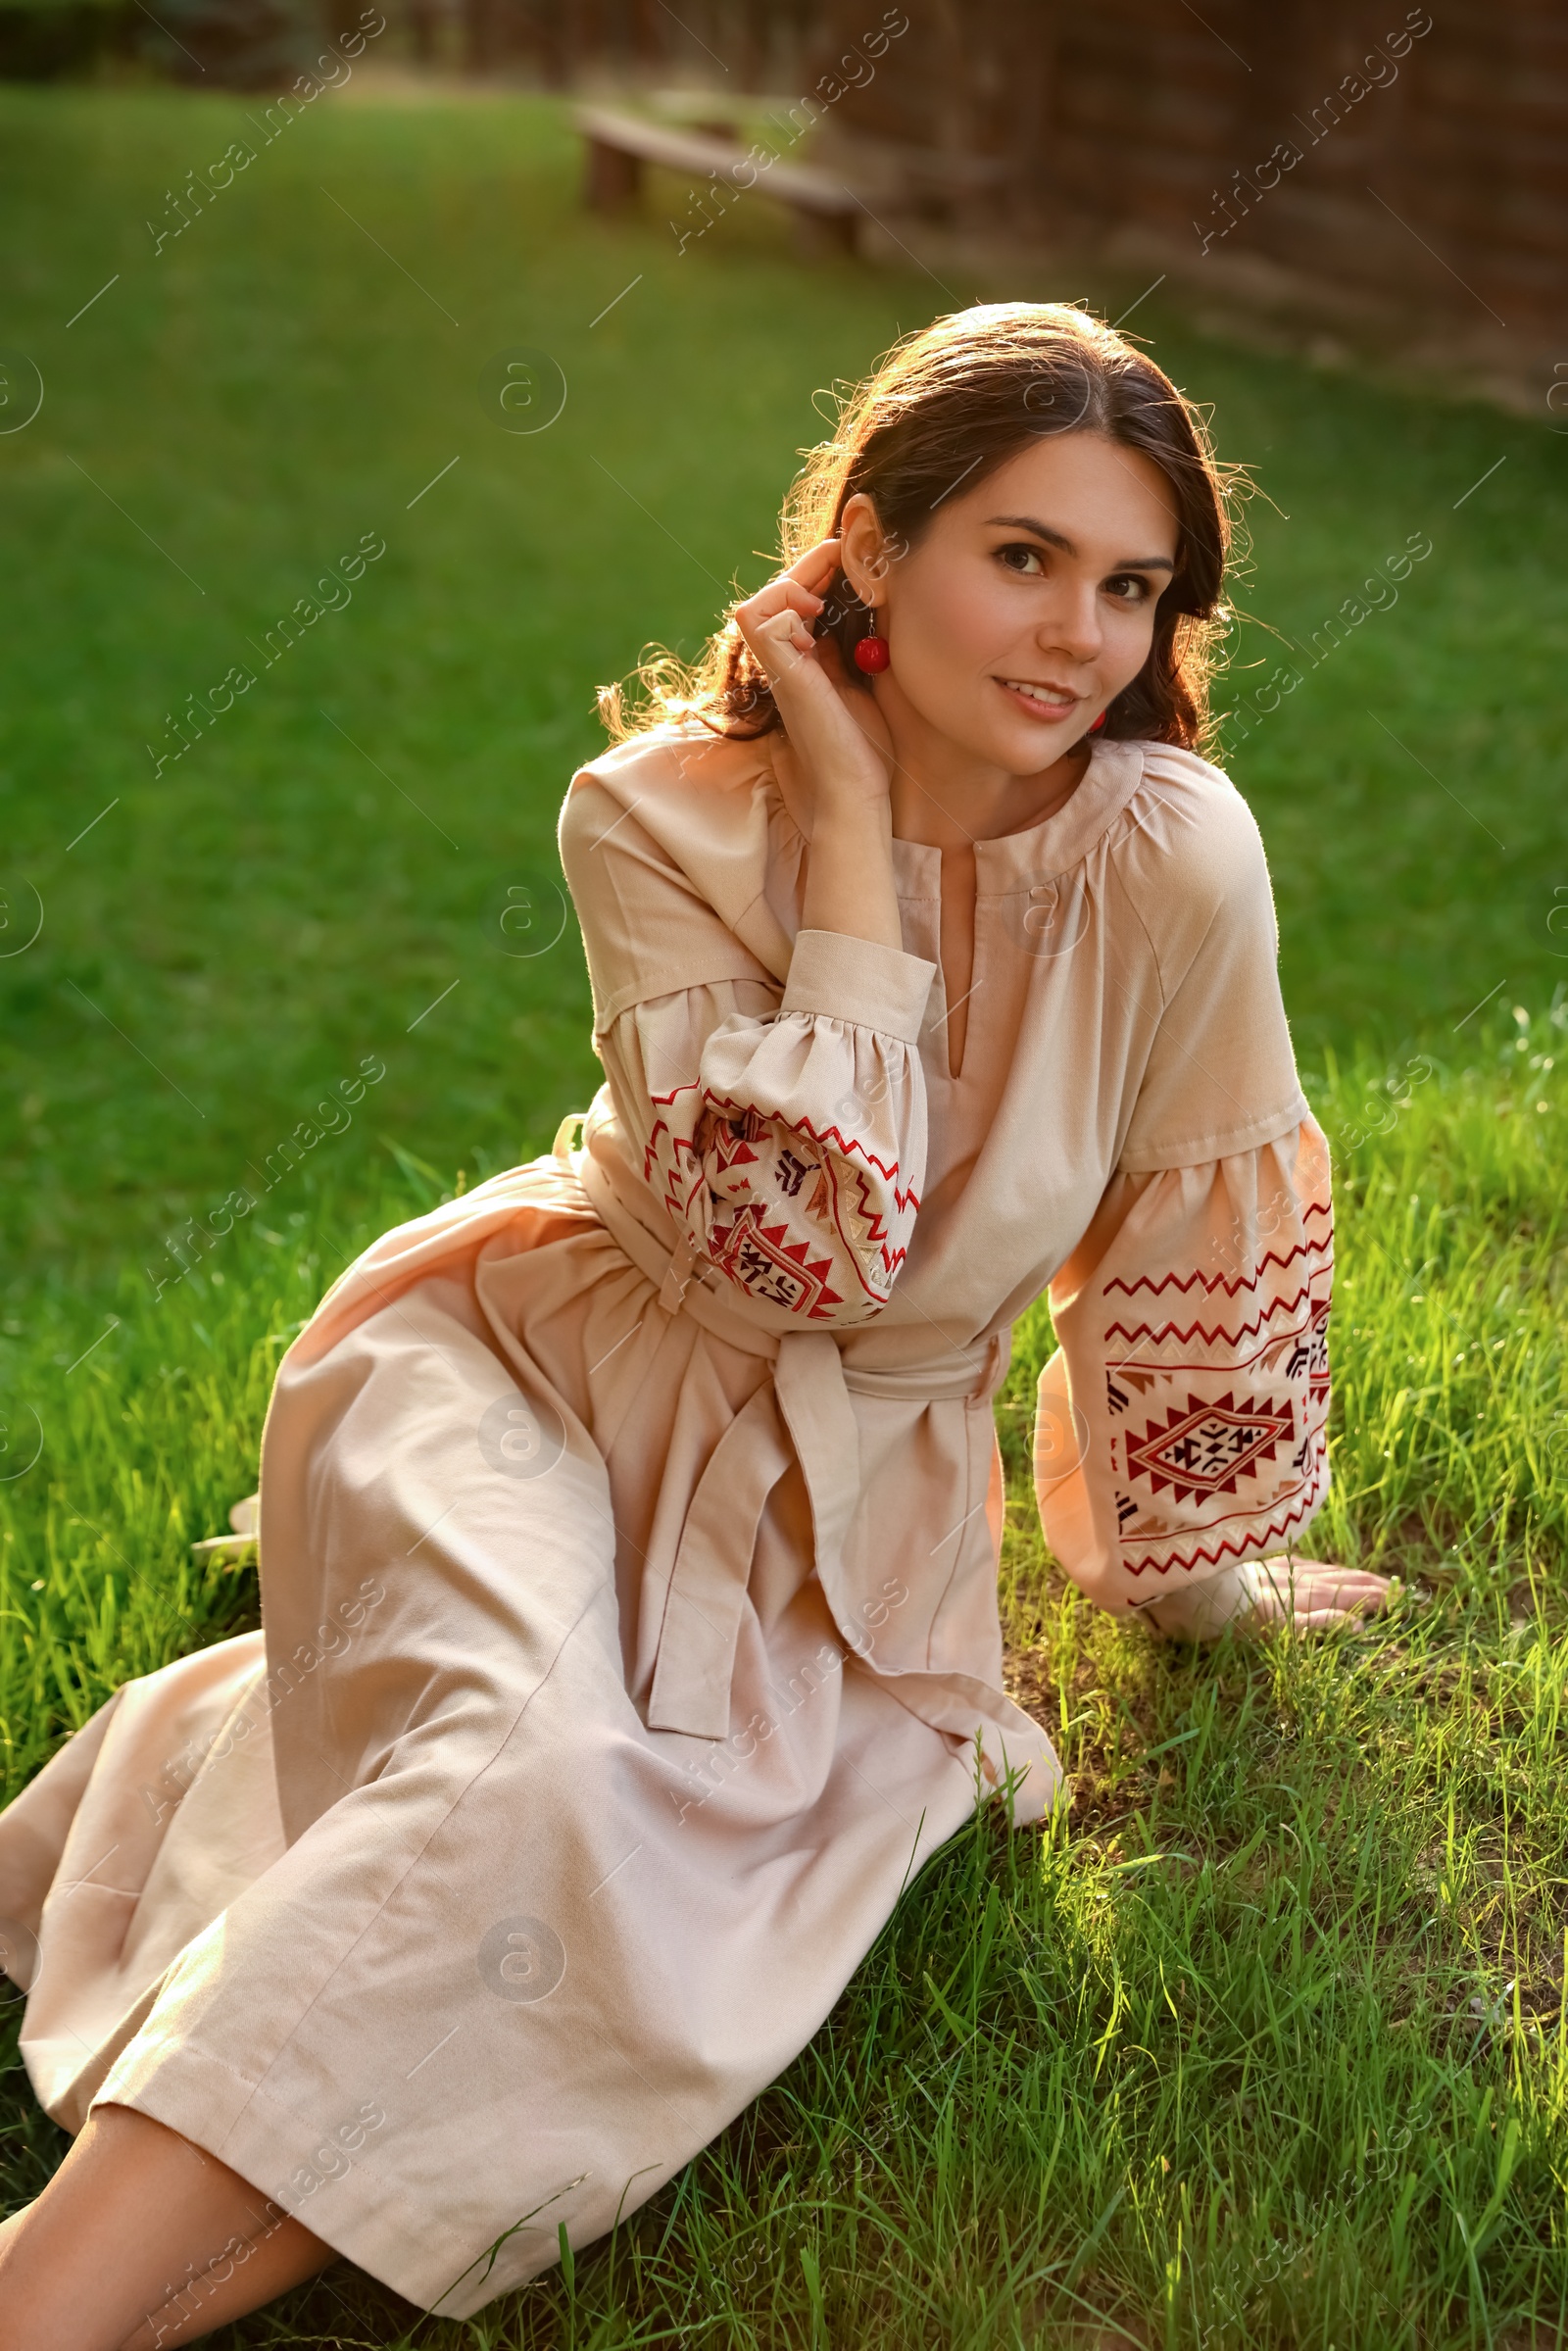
top-left (285, 1119), bottom-right (1057, 1807)
top-left (646, 1382), bottom-right (792, 1739)
top-left (575, 1141), bottom-right (1010, 1744)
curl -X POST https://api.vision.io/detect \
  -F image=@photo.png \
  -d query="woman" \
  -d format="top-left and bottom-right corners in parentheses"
top-left (0, 302), bottom-right (1391, 2346)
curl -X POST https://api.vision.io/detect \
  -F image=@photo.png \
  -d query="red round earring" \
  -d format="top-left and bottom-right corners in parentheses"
top-left (854, 612), bottom-right (890, 673)
top-left (1089, 710), bottom-right (1107, 733)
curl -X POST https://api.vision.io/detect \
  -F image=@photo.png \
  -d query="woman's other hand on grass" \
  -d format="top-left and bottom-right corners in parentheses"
top-left (1143, 1556), bottom-right (1400, 1642)
top-left (1244, 1556), bottom-right (1399, 1632)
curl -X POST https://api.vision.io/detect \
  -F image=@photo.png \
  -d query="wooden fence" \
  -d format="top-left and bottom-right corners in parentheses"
top-left (809, 0), bottom-right (1563, 357)
top-left (486, 0), bottom-right (1562, 379)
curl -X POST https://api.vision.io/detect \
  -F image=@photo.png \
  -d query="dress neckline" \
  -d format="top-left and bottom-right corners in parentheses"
top-left (889, 739), bottom-right (1150, 896)
top-left (762, 735), bottom-right (1150, 886)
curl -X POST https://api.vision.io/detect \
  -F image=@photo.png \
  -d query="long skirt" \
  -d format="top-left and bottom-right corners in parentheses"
top-left (0, 1163), bottom-right (1012, 2317)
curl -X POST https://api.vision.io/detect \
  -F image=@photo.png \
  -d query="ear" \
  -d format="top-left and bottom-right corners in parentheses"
top-left (838, 493), bottom-right (898, 608)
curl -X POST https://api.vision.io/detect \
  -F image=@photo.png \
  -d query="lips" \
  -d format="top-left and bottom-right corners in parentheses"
top-left (998, 676), bottom-right (1080, 720)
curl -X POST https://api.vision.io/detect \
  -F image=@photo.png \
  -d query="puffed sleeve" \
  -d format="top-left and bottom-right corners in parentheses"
top-left (559, 760), bottom-right (937, 1326)
top-left (600, 933), bottom-right (934, 1323)
top-left (1035, 1118), bottom-right (1333, 1624)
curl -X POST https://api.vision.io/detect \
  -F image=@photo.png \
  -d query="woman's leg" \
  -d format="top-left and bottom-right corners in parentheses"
top-left (0, 2104), bottom-right (332, 2351)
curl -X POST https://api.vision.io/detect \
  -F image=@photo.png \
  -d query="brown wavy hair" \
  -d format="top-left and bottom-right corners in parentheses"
top-left (599, 301), bottom-right (1242, 755)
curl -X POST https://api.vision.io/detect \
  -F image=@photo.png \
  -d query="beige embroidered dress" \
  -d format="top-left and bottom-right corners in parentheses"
top-left (0, 728), bottom-right (1331, 2317)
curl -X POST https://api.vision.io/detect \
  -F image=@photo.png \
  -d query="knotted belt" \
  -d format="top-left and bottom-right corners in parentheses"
top-left (572, 1129), bottom-right (1011, 1746)
top-left (284, 1114), bottom-right (1053, 1801)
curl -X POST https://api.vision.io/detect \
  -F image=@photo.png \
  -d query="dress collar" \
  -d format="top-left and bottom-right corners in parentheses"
top-left (886, 739), bottom-right (1150, 897)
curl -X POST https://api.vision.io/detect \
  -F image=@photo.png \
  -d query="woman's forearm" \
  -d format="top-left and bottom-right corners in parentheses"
top-left (801, 802), bottom-right (904, 953)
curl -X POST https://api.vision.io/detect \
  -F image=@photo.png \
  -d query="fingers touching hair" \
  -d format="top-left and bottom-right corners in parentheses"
top-left (600, 301), bottom-right (1245, 752)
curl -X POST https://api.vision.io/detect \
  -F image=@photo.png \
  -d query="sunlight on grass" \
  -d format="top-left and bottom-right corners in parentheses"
top-left (1, 1027), bottom-right (1564, 2346)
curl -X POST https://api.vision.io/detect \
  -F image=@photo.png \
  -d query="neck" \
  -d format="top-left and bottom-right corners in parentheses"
top-left (877, 682), bottom-right (1091, 850)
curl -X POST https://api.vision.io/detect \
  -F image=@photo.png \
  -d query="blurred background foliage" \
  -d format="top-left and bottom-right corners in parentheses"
top-left (0, 0), bottom-right (313, 85)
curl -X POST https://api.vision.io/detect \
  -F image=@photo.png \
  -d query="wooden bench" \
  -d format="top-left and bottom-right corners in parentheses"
top-left (821, 127), bottom-right (1008, 220)
top-left (573, 105), bottom-right (862, 258)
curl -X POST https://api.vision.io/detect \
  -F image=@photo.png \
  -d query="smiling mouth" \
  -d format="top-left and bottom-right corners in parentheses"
top-left (998, 677), bottom-right (1080, 715)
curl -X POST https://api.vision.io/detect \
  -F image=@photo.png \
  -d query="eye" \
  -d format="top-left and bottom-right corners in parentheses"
top-left (995, 541), bottom-right (1046, 576)
top-left (1103, 572), bottom-right (1153, 605)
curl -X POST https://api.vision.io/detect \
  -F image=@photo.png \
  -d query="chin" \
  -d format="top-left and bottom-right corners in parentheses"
top-left (992, 717), bottom-right (1082, 772)
top-left (964, 689), bottom-right (1093, 770)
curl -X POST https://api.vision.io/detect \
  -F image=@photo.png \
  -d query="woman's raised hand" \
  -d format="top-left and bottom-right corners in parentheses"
top-left (733, 539), bottom-right (904, 951)
top-left (732, 539), bottom-right (894, 819)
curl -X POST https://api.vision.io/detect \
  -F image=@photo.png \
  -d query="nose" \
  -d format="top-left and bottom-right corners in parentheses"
top-left (1037, 575), bottom-right (1103, 668)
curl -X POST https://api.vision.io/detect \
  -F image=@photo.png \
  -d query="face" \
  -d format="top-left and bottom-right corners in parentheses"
top-left (840, 429), bottom-right (1182, 773)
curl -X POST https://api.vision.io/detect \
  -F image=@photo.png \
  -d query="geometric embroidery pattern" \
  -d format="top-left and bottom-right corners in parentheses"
top-left (1090, 1156), bottom-right (1335, 1588)
top-left (641, 1075), bottom-right (917, 1323)
top-left (701, 1100), bottom-right (911, 1313)
top-left (707, 1201), bottom-right (846, 1318)
top-left (1124, 1391), bottom-right (1296, 1505)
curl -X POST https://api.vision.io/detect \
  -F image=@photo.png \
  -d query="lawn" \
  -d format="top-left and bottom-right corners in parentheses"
top-left (0, 79), bottom-right (1566, 2349)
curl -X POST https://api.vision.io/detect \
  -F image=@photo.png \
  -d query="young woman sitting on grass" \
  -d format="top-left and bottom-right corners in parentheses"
top-left (0, 302), bottom-right (1393, 2346)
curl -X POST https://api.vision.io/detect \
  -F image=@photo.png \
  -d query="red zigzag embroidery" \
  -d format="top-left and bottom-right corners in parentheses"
top-left (1103, 1236), bottom-right (1331, 1301)
top-left (1121, 1492), bottom-right (1325, 1582)
top-left (1103, 1282), bottom-right (1330, 1348)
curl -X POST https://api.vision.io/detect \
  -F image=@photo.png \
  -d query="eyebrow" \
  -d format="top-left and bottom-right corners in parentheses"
top-left (984, 514), bottom-right (1176, 572)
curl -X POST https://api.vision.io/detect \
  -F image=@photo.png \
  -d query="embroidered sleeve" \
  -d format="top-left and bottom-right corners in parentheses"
top-left (1034, 1119), bottom-right (1332, 1613)
top-left (605, 930), bottom-right (936, 1326)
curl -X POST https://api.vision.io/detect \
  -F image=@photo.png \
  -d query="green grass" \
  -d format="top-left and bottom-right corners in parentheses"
top-left (3, 1034), bottom-right (1566, 2347)
top-left (0, 80), bottom-right (1566, 2349)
